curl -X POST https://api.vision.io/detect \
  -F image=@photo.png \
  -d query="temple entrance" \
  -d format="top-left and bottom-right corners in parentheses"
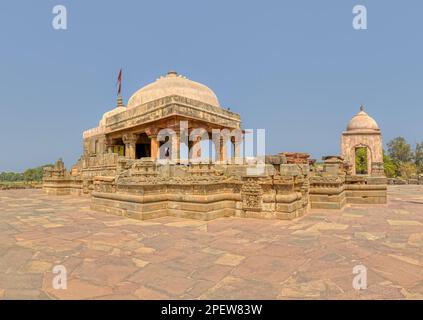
top-left (136, 133), bottom-right (151, 159)
top-left (355, 147), bottom-right (369, 175)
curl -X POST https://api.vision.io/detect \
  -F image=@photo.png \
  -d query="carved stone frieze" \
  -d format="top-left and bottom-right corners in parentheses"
top-left (241, 178), bottom-right (263, 211)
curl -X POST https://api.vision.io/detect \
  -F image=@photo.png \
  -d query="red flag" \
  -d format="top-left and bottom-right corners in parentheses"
top-left (117, 69), bottom-right (122, 96)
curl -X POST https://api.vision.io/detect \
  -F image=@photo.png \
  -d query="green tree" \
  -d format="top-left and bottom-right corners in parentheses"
top-left (415, 142), bottom-right (423, 174)
top-left (0, 164), bottom-right (53, 182)
top-left (23, 168), bottom-right (37, 181)
top-left (355, 147), bottom-right (368, 174)
top-left (383, 151), bottom-right (397, 178)
top-left (387, 137), bottom-right (414, 165)
top-left (398, 162), bottom-right (418, 179)
top-left (0, 172), bottom-right (23, 182)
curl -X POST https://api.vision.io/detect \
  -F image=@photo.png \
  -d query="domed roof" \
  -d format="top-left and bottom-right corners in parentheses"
top-left (346, 106), bottom-right (380, 132)
top-left (127, 71), bottom-right (220, 109)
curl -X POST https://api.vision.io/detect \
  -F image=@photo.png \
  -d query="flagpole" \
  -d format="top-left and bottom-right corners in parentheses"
top-left (116, 68), bottom-right (124, 107)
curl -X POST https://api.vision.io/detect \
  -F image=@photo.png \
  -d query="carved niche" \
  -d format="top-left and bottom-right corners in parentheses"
top-left (241, 177), bottom-right (263, 211)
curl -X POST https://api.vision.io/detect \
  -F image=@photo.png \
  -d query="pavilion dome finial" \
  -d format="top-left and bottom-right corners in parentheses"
top-left (346, 105), bottom-right (380, 132)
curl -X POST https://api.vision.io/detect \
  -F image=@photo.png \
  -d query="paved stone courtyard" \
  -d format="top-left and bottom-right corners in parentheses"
top-left (0, 186), bottom-right (422, 300)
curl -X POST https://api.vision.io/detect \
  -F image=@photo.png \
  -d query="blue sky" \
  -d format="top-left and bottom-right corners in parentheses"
top-left (0, 0), bottom-right (422, 171)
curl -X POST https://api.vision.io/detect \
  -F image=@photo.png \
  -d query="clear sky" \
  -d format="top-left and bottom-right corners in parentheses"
top-left (0, 0), bottom-right (422, 172)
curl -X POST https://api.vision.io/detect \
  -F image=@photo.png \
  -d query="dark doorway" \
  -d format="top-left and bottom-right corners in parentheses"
top-left (136, 133), bottom-right (151, 159)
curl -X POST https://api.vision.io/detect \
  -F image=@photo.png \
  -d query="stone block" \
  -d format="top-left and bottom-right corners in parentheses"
top-left (279, 164), bottom-right (301, 176)
top-left (323, 164), bottom-right (340, 176)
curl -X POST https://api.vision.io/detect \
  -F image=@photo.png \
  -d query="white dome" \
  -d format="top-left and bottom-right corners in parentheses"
top-left (127, 71), bottom-right (220, 109)
top-left (346, 106), bottom-right (380, 132)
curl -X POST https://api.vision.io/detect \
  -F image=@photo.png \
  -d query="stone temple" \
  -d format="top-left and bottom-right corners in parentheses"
top-left (43, 71), bottom-right (387, 220)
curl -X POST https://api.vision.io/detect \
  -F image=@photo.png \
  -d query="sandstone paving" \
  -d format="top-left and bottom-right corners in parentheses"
top-left (0, 186), bottom-right (422, 299)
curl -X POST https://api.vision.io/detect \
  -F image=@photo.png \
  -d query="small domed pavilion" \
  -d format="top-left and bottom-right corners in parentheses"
top-left (341, 106), bottom-right (384, 175)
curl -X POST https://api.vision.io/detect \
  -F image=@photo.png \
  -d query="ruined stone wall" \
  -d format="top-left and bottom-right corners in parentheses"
top-left (309, 156), bottom-right (387, 209)
top-left (345, 175), bottom-right (387, 204)
top-left (43, 172), bottom-right (83, 196)
top-left (43, 154), bottom-right (120, 196)
top-left (44, 154), bottom-right (387, 221)
top-left (388, 176), bottom-right (423, 185)
top-left (90, 159), bottom-right (310, 221)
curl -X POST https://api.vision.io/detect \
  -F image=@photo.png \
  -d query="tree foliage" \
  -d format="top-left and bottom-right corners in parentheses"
top-left (0, 164), bottom-right (53, 182)
top-left (385, 137), bottom-right (423, 178)
top-left (0, 171), bottom-right (24, 182)
top-left (355, 147), bottom-right (368, 174)
top-left (415, 142), bottom-right (423, 174)
top-left (387, 137), bottom-right (413, 165)
top-left (398, 162), bottom-right (418, 179)
top-left (383, 151), bottom-right (396, 178)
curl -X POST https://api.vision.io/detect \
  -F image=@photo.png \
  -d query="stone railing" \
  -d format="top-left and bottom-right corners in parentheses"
top-left (387, 176), bottom-right (423, 185)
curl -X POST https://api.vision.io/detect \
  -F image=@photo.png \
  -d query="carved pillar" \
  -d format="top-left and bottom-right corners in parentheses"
top-left (191, 136), bottom-right (201, 161)
top-left (172, 132), bottom-right (180, 162)
top-left (122, 133), bottom-right (137, 159)
top-left (145, 128), bottom-right (160, 160)
top-left (150, 135), bottom-right (159, 160)
top-left (219, 137), bottom-right (227, 163)
top-left (214, 138), bottom-right (220, 163)
top-left (231, 136), bottom-right (242, 162)
top-left (105, 137), bottom-right (114, 154)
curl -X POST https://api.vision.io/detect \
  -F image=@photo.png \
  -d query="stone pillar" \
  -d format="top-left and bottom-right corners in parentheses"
top-left (214, 139), bottom-right (220, 163)
top-left (150, 135), bottom-right (159, 160)
top-left (191, 136), bottom-right (201, 161)
top-left (219, 137), bottom-right (227, 163)
top-left (231, 136), bottom-right (242, 163)
top-left (145, 128), bottom-right (160, 160)
top-left (172, 132), bottom-right (180, 162)
top-left (105, 137), bottom-right (114, 154)
top-left (122, 133), bottom-right (137, 159)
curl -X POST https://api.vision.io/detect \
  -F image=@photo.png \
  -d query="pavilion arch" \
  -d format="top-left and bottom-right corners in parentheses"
top-left (351, 144), bottom-right (372, 175)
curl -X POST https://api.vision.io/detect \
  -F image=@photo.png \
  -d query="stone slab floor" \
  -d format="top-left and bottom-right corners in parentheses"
top-left (0, 186), bottom-right (422, 300)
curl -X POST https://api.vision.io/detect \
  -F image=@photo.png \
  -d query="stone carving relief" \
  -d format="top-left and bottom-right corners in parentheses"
top-left (241, 178), bottom-right (263, 211)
